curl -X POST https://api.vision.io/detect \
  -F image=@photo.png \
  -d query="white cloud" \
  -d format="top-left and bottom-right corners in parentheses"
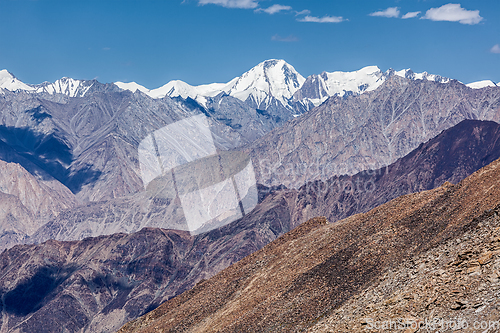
top-left (271, 34), bottom-right (299, 42)
top-left (402, 11), bottom-right (421, 19)
top-left (256, 4), bottom-right (292, 14)
top-left (298, 15), bottom-right (345, 23)
top-left (491, 44), bottom-right (500, 54)
top-left (369, 7), bottom-right (400, 18)
top-left (198, 0), bottom-right (259, 9)
top-left (422, 3), bottom-right (483, 25)
top-left (295, 9), bottom-right (311, 16)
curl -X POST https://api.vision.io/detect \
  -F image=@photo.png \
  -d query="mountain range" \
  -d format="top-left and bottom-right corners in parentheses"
top-left (2, 60), bottom-right (495, 113)
top-left (1, 60), bottom-right (500, 332)
top-left (249, 75), bottom-right (500, 188)
top-left (0, 60), bottom-right (499, 247)
top-left (0, 119), bottom-right (499, 332)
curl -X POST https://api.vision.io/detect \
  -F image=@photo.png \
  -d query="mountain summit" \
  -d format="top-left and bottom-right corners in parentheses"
top-left (0, 69), bottom-right (94, 98)
top-left (0, 70), bottom-right (33, 92)
top-left (222, 59), bottom-right (305, 108)
top-left (115, 59), bottom-right (305, 109)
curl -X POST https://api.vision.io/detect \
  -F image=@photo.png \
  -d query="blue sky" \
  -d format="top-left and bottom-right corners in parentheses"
top-left (0, 0), bottom-right (499, 87)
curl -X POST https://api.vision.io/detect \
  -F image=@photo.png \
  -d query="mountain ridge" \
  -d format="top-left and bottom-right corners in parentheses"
top-left (249, 75), bottom-right (500, 188)
top-left (3, 60), bottom-right (495, 112)
top-left (26, 119), bottom-right (500, 247)
top-left (0, 69), bottom-right (96, 98)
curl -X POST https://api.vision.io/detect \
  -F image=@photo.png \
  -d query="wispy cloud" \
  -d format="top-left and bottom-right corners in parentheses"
top-left (256, 4), bottom-right (292, 14)
top-left (196, 1), bottom-right (345, 24)
top-left (271, 34), bottom-right (299, 42)
top-left (369, 7), bottom-right (400, 18)
top-left (295, 9), bottom-right (311, 16)
top-left (491, 44), bottom-right (500, 54)
top-left (422, 3), bottom-right (483, 25)
top-left (298, 15), bottom-right (345, 23)
top-left (198, 0), bottom-right (259, 9)
top-left (402, 11), bottom-right (421, 19)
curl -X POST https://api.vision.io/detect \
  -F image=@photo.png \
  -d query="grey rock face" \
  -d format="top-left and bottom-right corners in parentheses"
top-left (0, 160), bottom-right (77, 250)
top-left (0, 82), bottom-right (292, 248)
top-left (201, 93), bottom-right (294, 142)
top-left (25, 119), bottom-right (500, 247)
top-left (0, 88), bottom-right (239, 202)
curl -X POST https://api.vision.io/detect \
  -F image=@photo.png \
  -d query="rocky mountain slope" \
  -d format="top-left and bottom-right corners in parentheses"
top-left (0, 87), bottom-right (249, 202)
top-left (0, 120), bottom-right (498, 332)
top-left (309, 206), bottom-right (500, 332)
top-left (0, 185), bottom-right (295, 333)
top-left (293, 119), bottom-right (500, 225)
top-left (28, 119), bottom-right (500, 245)
top-left (0, 159), bottom-right (77, 250)
top-left (118, 154), bottom-right (500, 333)
top-left (250, 76), bottom-right (500, 188)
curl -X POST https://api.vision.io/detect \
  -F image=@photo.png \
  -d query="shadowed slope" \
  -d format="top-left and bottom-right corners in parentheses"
top-left (293, 119), bottom-right (500, 225)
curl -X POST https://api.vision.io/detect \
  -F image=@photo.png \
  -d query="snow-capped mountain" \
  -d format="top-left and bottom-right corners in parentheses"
top-left (34, 77), bottom-right (94, 97)
top-left (0, 69), bottom-right (94, 97)
top-left (466, 80), bottom-right (497, 89)
top-left (115, 79), bottom-right (226, 107)
top-left (2, 60), bottom-right (498, 109)
top-left (294, 67), bottom-right (453, 108)
top-left (222, 59), bottom-right (305, 108)
top-left (114, 61), bottom-right (459, 111)
top-left (113, 81), bottom-right (150, 94)
top-left (293, 66), bottom-right (385, 107)
top-left (392, 68), bottom-right (450, 83)
top-left (0, 69), bottom-right (34, 92)
top-left (116, 59), bottom-right (305, 109)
